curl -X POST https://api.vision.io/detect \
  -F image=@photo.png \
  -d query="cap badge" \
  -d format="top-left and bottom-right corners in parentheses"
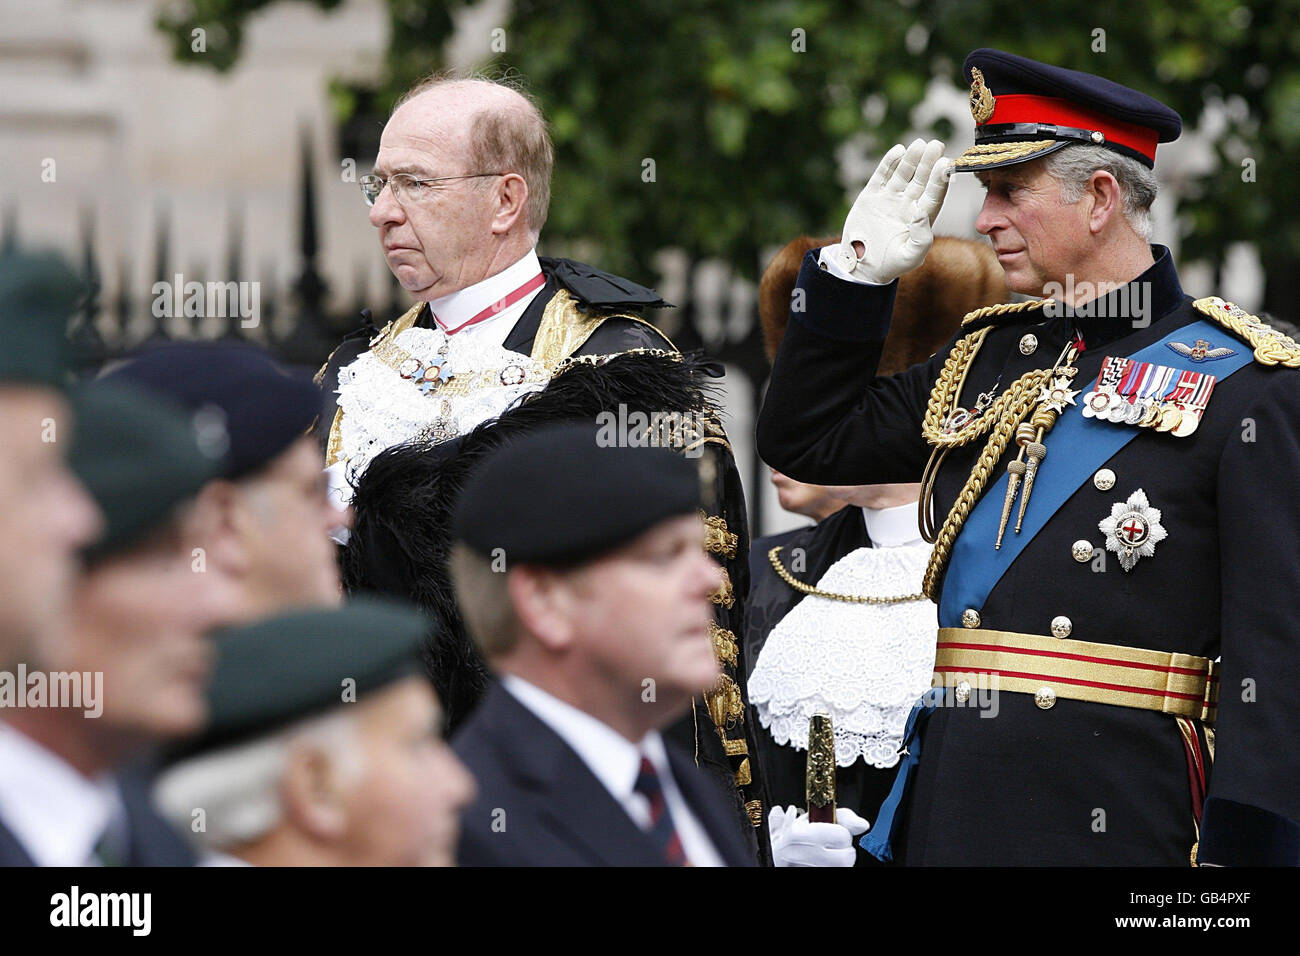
top-left (969, 66), bottom-right (996, 124)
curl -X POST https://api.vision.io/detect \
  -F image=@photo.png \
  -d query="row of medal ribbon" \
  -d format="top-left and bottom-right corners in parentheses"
top-left (1080, 355), bottom-right (1216, 438)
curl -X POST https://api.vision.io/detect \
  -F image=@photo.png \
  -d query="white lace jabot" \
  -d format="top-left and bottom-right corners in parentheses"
top-left (748, 543), bottom-right (937, 769)
top-left (332, 327), bottom-right (551, 496)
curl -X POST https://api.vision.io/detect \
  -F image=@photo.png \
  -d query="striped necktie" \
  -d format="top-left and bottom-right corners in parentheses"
top-left (633, 754), bottom-right (688, 866)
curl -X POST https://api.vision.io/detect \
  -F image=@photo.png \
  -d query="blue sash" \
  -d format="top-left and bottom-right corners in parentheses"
top-left (938, 318), bottom-right (1252, 626)
top-left (861, 319), bottom-right (1252, 862)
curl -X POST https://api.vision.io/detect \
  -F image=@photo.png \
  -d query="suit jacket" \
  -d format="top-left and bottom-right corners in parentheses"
top-left (0, 767), bottom-right (195, 867)
top-left (453, 682), bottom-right (757, 866)
top-left (756, 244), bottom-right (1300, 865)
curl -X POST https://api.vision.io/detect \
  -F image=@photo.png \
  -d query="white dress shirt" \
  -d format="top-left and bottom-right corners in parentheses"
top-left (0, 722), bottom-right (123, 866)
top-left (501, 675), bottom-right (725, 866)
top-left (425, 247), bottom-right (546, 349)
top-left (863, 500), bottom-right (925, 549)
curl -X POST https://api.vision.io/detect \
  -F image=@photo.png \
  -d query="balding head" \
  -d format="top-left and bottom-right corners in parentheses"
top-left (393, 75), bottom-right (553, 238)
top-left (367, 74), bottom-right (554, 300)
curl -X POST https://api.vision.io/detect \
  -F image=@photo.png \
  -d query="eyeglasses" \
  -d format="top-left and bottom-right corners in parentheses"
top-left (359, 172), bottom-right (504, 207)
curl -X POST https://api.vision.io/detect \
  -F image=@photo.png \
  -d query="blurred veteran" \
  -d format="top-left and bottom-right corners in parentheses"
top-left (0, 251), bottom-right (102, 667)
top-left (0, 381), bottom-right (233, 866)
top-left (101, 341), bottom-right (341, 619)
top-left (449, 424), bottom-right (755, 866)
top-left (156, 600), bottom-right (475, 867)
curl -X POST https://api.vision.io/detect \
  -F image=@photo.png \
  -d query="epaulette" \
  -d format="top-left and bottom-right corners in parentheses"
top-left (543, 257), bottom-right (672, 311)
top-left (1193, 297), bottom-right (1300, 368)
top-left (959, 297), bottom-right (1053, 331)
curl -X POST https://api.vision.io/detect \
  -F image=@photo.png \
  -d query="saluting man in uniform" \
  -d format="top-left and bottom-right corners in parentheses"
top-left (757, 48), bottom-right (1300, 866)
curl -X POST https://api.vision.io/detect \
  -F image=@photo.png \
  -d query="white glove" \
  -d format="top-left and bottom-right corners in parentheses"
top-left (769, 804), bottom-right (871, 867)
top-left (836, 138), bottom-right (952, 284)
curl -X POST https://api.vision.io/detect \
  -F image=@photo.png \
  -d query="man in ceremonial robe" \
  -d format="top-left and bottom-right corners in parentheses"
top-left (316, 73), bottom-right (765, 857)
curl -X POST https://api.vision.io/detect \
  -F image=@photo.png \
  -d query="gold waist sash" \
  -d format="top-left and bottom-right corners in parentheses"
top-left (934, 627), bottom-right (1218, 724)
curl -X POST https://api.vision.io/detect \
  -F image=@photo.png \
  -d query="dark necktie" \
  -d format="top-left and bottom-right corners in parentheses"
top-left (633, 754), bottom-right (688, 866)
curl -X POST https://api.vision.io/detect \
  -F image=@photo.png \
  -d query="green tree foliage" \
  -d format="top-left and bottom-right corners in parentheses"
top-left (160, 0), bottom-right (1300, 318)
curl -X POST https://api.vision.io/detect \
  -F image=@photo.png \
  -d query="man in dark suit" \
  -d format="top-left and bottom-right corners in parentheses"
top-left (0, 382), bottom-right (233, 866)
top-left (449, 424), bottom-right (755, 866)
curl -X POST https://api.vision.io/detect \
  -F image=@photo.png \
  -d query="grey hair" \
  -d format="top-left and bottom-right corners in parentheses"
top-left (1042, 145), bottom-right (1158, 240)
top-left (154, 709), bottom-right (363, 852)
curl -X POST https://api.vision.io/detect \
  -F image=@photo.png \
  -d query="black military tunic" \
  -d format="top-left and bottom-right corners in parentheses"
top-left (756, 245), bottom-right (1300, 865)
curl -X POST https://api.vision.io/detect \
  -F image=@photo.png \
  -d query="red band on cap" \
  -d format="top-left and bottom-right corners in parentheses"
top-left (986, 94), bottom-right (1158, 161)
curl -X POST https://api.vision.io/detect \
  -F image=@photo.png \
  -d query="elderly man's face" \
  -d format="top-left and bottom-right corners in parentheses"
top-left (974, 159), bottom-right (1091, 296)
top-left (234, 436), bottom-right (341, 614)
top-left (339, 678), bottom-right (476, 866)
top-left (0, 387), bottom-right (101, 665)
top-left (368, 91), bottom-right (500, 301)
top-left (562, 514), bottom-right (723, 717)
top-left (63, 518), bottom-right (242, 743)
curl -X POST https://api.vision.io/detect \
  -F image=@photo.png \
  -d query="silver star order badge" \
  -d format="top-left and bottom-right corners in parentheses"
top-left (1038, 376), bottom-right (1081, 413)
top-left (1098, 488), bottom-right (1167, 572)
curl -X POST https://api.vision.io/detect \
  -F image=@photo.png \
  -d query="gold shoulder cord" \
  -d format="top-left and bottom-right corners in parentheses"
top-left (1193, 296), bottom-right (1300, 368)
top-left (768, 546), bottom-right (925, 604)
top-left (916, 299), bottom-right (1065, 598)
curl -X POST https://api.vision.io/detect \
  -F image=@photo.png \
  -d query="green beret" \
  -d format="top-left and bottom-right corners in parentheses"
top-left (70, 381), bottom-right (224, 560)
top-left (0, 250), bottom-right (82, 389)
top-left (180, 598), bottom-right (431, 755)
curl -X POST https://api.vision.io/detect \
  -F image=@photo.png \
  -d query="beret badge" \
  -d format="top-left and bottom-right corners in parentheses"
top-left (969, 66), bottom-right (996, 124)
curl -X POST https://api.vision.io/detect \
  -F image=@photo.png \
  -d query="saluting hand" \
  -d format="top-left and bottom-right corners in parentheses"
top-left (835, 138), bottom-right (951, 285)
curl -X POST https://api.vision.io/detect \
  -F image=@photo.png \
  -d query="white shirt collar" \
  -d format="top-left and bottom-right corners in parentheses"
top-left (500, 675), bottom-right (725, 866)
top-left (862, 501), bottom-right (924, 549)
top-left (427, 248), bottom-right (544, 334)
top-left (501, 674), bottom-right (652, 803)
top-left (0, 722), bottom-right (120, 866)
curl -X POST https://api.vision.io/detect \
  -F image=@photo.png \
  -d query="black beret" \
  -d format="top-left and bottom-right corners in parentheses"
top-left (100, 341), bottom-right (323, 479)
top-left (452, 422), bottom-right (700, 565)
top-left (953, 48), bottom-right (1183, 171)
top-left (70, 380), bottom-right (224, 561)
top-left (0, 250), bottom-right (82, 389)
top-left (181, 597), bottom-right (430, 755)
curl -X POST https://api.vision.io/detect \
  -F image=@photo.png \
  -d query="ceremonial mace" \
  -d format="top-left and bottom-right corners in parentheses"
top-left (805, 714), bottom-right (837, 823)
